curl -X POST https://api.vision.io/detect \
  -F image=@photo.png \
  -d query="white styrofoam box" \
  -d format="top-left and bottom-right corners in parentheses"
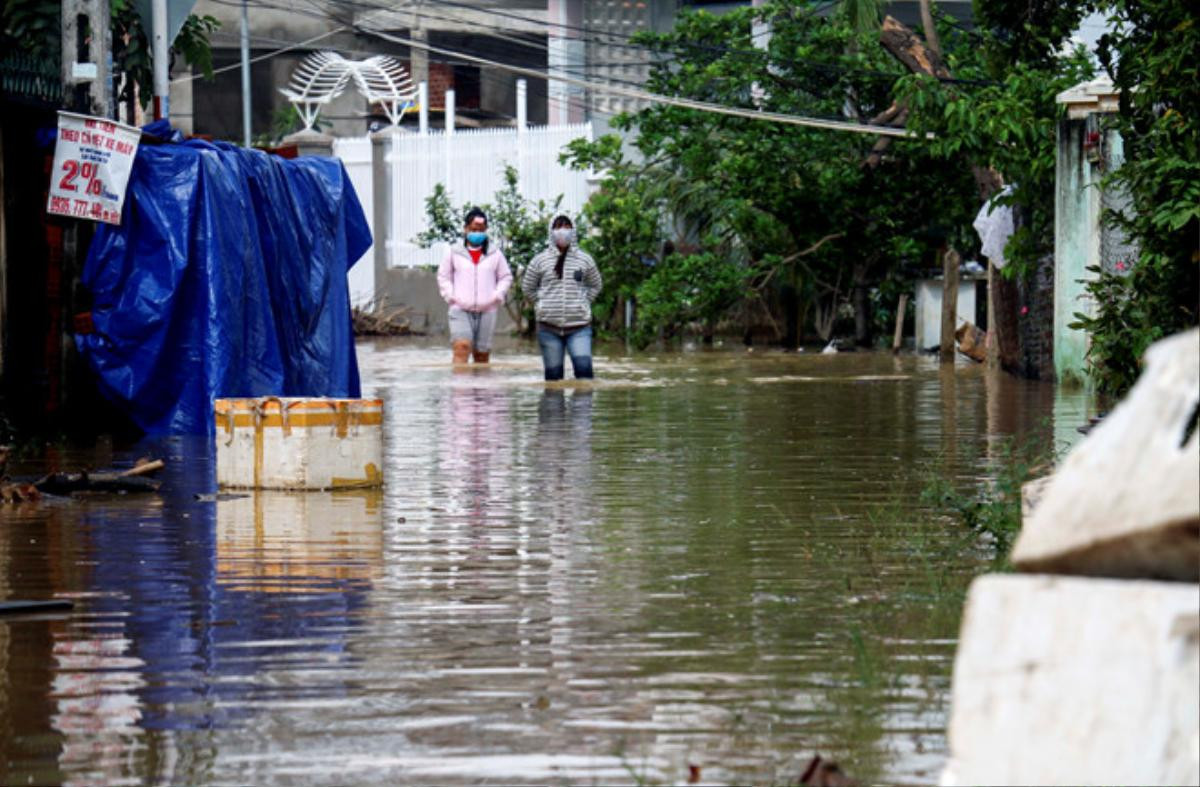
top-left (914, 277), bottom-right (981, 351)
top-left (215, 490), bottom-right (385, 589)
top-left (214, 397), bottom-right (383, 490)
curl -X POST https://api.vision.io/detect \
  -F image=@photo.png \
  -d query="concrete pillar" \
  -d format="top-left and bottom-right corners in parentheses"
top-left (547, 0), bottom-right (585, 125)
top-left (281, 128), bottom-right (334, 158)
top-left (1053, 77), bottom-right (1122, 384)
top-left (151, 0), bottom-right (168, 119)
top-left (418, 81), bottom-right (429, 135)
top-left (410, 25), bottom-right (428, 89)
top-left (371, 130), bottom-right (398, 295)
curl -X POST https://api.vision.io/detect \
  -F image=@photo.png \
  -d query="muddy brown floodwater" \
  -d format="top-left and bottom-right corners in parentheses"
top-left (0, 337), bottom-right (1090, 785)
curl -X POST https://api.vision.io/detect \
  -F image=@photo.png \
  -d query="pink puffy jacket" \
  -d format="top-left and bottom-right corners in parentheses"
top-left (437, 242), bottom-right (513, 313)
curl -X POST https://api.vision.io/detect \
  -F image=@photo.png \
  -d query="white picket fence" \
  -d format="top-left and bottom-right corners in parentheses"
top-left (332, 122), bottom-right (595, 300)
top-left (386, 122), bottom-right (594, 269)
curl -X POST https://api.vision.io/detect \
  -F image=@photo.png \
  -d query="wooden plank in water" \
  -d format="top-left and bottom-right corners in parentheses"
top-left (0, 600), bottom-right (75, 615)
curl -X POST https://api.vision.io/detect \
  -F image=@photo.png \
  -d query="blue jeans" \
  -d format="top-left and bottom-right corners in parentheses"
top-left (537, 324), bottom-right (593, 381)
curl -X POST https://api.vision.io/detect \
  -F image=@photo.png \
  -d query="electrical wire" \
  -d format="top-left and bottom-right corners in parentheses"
top-left (228, 0), bottom-right (980, 86)
top-left (179, 0), bottom-right (936, 136)
top-left (354, 23), bottom-right (930, 138)
top-left (170, 24), bottom-right (348, 83)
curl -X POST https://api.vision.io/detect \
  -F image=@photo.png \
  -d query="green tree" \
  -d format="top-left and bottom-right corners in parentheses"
top-left (560, 134), bottom-right (667, 335)
top-left (566, 1), bottom-right (978, 347)
top-left (1073, 0), bottom-right (1199, 394)
top-left (896, 34), bottom-right (1095, 275)
top-left (901, 0), bottom-right (1197, 392)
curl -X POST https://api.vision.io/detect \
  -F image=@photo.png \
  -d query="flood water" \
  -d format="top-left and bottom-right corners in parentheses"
top-left (0, 338), bottom-right (1090, 785)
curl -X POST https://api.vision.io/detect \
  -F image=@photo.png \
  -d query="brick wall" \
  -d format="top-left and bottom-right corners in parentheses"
top-left (398, 61), bottom-right (457, 109)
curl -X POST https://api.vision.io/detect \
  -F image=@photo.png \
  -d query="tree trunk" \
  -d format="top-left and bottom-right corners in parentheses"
top-left (878, 15), bottom-right (1003, 200)
top-left (852, 262), bottom-right (871, 347)
top-left (893, 293), bottom-right (908, 353)
top-left (853, 282), bottom-right (869, 346)
top-left (987, 261), bottom-right (999, 370)
top-left (918, 0), bottom-right (942, 63)
top-left (992, 267), bottom-right (1022, 372)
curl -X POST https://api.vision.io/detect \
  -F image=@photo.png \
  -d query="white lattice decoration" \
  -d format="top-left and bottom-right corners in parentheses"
top-left (281, 51), bottom-right (417, 129)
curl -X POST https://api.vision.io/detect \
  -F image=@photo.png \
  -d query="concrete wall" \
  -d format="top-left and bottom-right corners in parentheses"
top-left (380, 267), bottom-right (516, 337)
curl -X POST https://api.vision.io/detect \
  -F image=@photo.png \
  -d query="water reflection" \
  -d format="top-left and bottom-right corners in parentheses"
top-left (436, 383), bottom-right (514, 524)
top-left (0, 343), bottom-right (1093, 785)
top-left (216, 491), bottom-right (384, 592)
top-left (532, 389), bottom-right (594, 521)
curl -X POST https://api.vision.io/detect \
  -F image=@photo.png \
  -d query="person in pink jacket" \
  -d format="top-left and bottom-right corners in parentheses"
top-left (437, 207), bottom-right (513, 365)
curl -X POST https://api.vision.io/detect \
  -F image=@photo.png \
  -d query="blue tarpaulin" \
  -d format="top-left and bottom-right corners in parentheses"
top-left (78, 125), bottom-right (371, 435)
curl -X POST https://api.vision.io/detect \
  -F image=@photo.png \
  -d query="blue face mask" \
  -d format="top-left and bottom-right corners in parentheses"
top-left (466, 231), bottom-right (487, 247)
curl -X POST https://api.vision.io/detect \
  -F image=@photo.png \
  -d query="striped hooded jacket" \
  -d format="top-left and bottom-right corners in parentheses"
top-left (523, 244), bottom-right (603, 328)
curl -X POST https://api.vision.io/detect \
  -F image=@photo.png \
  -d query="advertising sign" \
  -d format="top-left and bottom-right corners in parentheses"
top-left (46, 112), bottom-right (141, 225)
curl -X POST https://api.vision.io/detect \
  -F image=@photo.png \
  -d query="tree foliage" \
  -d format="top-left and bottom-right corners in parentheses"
top-left (1071, 0), bottom-right (1200, 393)
top-left (564, 0), bottom-right (981, 347)
top-left (1, 0), bottom-right (219, 110)
top-left (897, 37), bottom-right (1094, 275)
top-left (561, 0), bottom-right (1193, 375)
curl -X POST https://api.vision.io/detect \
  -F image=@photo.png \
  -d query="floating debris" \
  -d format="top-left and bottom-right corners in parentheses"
top-left (798, 754), bottom-right (858, 787)
top-left (352, 296), bottom-right (416, 336)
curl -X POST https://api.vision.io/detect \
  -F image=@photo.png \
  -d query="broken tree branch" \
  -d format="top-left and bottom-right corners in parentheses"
top-left (880, 15), bottom-right (950, 78)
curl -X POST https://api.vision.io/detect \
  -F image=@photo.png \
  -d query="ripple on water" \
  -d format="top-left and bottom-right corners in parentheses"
top-left (0, 339), bottom-right (1087, 785)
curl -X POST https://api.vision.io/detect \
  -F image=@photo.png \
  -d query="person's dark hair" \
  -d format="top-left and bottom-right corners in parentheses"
top-left (464, 207), bottom-right (489, 254)
top-left (552, 214), bottom-right (573, 278)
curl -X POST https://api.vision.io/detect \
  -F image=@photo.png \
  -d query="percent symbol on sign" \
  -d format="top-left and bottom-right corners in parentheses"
top-left (59, 160), bottom-right (105, 196)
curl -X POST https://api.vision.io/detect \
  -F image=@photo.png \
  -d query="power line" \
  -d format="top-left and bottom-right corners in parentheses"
top-left (171, 24), bottom-right (347, 83)
top-left (256, 0), bottom-right (976, 86)
top-left (414, 0), bottom-right (991, 85)
top-left (183, 0), bottom-right (934, 136)
top-left (354, 23), bottom-right (930, 138)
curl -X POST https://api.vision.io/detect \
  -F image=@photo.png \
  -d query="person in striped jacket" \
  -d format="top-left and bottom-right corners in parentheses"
top-left (522, 215), bottom-right (603, 381)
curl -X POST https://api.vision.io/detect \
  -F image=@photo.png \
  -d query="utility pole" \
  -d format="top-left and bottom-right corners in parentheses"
top-left (152, 0), bottom-right (170, 119)
top-left (61, 0), bottom-right (113, 117)
top-left (241, 0), bottom-right (252, 146)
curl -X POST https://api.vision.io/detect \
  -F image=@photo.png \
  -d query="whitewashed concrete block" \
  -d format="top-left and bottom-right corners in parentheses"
top-left (942, 574), bottom-right (1200, 786)
top-left (1013, 329), bottom-right (1199, 581)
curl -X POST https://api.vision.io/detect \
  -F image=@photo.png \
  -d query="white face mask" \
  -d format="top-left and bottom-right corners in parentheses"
top-left (551, 228), bottom-right (576, 247)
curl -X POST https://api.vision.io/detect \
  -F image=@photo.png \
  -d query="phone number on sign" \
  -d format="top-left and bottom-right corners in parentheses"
top-left (48, 196), bottom-right (119, 223)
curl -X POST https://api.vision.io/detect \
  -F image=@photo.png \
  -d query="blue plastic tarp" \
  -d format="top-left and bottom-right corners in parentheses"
top-left (78, 126), bottom-right (371, 435)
